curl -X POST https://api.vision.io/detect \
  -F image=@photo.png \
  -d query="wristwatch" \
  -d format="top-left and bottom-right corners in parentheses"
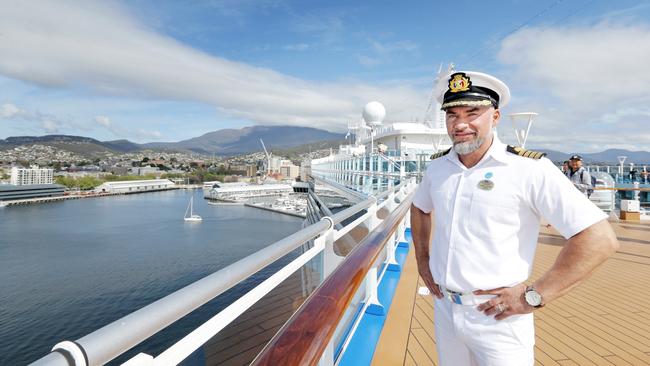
top-left (524, 286), bottom-right (544, 308)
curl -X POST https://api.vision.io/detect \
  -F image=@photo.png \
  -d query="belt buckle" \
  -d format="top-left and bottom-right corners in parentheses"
top-left (447, 291), bottom-right (462, 305)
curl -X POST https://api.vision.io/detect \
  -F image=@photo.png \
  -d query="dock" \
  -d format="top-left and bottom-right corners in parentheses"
top-left (0, 186), bottom-right (181, 207)
top-left (372, 219), bottom-right (650, 366)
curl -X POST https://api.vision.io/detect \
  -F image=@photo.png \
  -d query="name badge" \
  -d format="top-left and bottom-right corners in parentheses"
top-left (477, 179), bottom-right (494, 191)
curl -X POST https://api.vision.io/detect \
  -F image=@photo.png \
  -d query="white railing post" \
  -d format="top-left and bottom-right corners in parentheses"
top-left (396, 216), bottom-right (407, 245)
top-left (319, 217), bottom-right (342, 279)
top-left (365, 198), bottom-right (380, 232)
top-left (386, 190), bottom-right (396, 211)
top-left (364, 267), bottom-right (384, 315)
top-left (384, 230), bottom-right (400, 272)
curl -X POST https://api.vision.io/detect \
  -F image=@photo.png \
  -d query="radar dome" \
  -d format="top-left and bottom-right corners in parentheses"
top-left (362, 101), bottom-right (386, 126)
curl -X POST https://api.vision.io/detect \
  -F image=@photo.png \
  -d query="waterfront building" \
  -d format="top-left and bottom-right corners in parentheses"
top-left (0, 184), bottom-right (65, 201)
top-left (270, 156), bottom-right (282, 173)
top-left (93, 179), bottom-right (176, 194)
top-left (202, 180), bottom-right (222, 190)
top-left (10, 166), bottom-right (54, 185)
top-left (246, 164), bottom-right (257, 177)
top-left (208, 183), bottom-right (292, 201)
top-left (279, 164), bottom-right (300, 179)
top-left (131, 166), bottom-right (160, 176)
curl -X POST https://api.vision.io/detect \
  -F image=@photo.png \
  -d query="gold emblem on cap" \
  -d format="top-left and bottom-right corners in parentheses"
top-left (449, 73), bottom-right (471, 93)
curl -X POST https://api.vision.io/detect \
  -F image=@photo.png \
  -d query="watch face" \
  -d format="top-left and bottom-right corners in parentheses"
top-left (525, 290), bottom-right (542, 306)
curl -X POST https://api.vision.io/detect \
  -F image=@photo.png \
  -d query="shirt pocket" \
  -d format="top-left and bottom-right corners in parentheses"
top-left (469, 191), bottom-right (521, 240)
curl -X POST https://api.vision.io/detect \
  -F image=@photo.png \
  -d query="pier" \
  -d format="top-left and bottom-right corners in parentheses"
top-left (0, 186), bottom-right (181, 207)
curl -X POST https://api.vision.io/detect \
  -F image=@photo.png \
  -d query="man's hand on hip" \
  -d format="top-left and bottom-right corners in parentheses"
top-left (417, 263), bottom-right (443, 299)
top-left (474, 283), bottom-right (534, 320)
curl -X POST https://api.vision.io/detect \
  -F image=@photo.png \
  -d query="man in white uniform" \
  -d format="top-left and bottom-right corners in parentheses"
top-left (410, 71), bottom-right (619, 365)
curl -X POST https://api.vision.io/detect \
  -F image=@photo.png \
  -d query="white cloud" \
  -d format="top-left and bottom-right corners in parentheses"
top-left (94, 114), bottom-right (124, 136)
top-left (94, 115), bottom-right (111, 127)
top-left (93, 115), bottom-right (156, 139)
top-left (371, 40), bottom-right (418, 55)
top-left (0, 102), bottom-right (68, 134)
top-left (42, 119), bottom-right (60, 133)
top-left (496, 22), bottom-right (650, 152)
top-left (357, 39), bottom-right (419, 67)
top-left (498, 22), bottom-right (650, 108)
top-left (0, 1), bottom-right (426, 132)
top-left (1, 103), bottom-right (21, 118)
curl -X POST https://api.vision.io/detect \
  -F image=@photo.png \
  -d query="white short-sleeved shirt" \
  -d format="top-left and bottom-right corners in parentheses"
top-left (412, 136), bottom-right (607, 292)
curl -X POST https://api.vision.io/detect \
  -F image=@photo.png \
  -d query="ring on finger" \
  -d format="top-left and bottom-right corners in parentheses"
top-left (496, 303), bottom-right (505, 313)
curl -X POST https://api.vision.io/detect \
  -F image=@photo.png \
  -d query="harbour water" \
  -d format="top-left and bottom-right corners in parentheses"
top-left (0, 190), bottom-right (302, 365)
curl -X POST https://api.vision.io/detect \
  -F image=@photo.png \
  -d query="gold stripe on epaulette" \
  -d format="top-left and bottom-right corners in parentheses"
top-left (506, 145), bottom-right (546, 159)
top-left (430, 148), bottom-right (451, 160)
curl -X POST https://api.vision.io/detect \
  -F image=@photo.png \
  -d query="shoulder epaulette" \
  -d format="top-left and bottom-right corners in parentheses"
top-left (430, 148), bottom-right (451, 160)
top-left (506, 145), bottom-right (546, 159)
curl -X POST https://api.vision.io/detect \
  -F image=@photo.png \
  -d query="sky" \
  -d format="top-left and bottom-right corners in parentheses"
top-left (1, 0), bottom-right (649, 152)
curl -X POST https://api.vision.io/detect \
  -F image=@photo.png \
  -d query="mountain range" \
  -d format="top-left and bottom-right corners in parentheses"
top-left (1, 125), bottom-right (649, 163)
top-left (537, 148), bottom-right (650, 164)
top-left (0, 125), bottom-right (345, 156)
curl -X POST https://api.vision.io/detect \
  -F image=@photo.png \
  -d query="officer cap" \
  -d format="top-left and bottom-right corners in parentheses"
top-left (569, 155), bottom-right (582, 161)
top-left (436, 71), bottom-right (510, 110)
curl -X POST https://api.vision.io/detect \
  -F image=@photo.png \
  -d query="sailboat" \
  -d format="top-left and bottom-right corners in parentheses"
top-left (184, 196), bottom-right (202, 222)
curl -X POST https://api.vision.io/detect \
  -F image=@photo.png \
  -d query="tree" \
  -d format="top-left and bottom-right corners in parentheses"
top-left (156, 164), bottom-right (170, 171)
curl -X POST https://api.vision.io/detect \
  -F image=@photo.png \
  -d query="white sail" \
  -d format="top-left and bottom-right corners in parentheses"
top-left (184, 196), bottom-right (202, 222)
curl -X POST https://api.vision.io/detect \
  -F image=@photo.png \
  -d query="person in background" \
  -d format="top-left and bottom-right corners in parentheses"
top-left (562, 160), bottom-right (570, 176)
top-left (568, 155), bottom-right (592, 196)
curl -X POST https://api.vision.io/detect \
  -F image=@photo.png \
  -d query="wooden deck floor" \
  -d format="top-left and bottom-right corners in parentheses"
top-left (372, 220), bottom-right (650, 366)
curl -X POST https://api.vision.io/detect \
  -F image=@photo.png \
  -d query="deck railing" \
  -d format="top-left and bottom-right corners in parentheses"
top-left (31, 178), bottom-right (416, 366)
top-left (251, 191), bottom-right (413, 366)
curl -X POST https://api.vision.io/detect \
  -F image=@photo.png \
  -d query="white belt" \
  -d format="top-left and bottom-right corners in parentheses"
top-left (439, 286), bottom-right (495, 306)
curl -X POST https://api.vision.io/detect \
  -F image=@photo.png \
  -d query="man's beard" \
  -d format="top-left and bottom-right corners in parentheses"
top-left (453, 136), bottom-right (485, 155)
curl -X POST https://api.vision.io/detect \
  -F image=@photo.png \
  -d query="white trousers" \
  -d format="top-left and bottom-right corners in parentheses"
top-left (434, 297), bottom-right (535, 366)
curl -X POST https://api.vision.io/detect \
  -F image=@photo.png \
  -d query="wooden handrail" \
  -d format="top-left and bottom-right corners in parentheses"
top-left (251, 192), bottom-right (414, 366)
top-left (594, 187), bottom-right (650, 192)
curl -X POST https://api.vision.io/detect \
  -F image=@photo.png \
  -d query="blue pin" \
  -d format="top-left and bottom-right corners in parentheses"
top-left (485, 172), bottom-right (493, 179)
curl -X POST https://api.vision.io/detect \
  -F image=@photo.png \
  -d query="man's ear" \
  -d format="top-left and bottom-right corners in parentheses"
top-left (491, 108), bottom-right (501, 128)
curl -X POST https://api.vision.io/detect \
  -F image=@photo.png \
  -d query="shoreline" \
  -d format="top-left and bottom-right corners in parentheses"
top-left (244, 202), bottom-right (306, 218)
top-left (0, 187), bottom-right (184, 207)
top-left (205, 196), bottom-right (307, 218)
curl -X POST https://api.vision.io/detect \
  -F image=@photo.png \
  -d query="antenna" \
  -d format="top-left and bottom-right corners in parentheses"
top-left (347, 120), bottom-right (359, 145)
top-left (423, 62), bottom-right (454, 129)
top-left (508, 112), bottom-right (538, 148)
top-left (617, 156), bottom-right (627, 176)
top-left (260, 139), bottom-right (272, 175)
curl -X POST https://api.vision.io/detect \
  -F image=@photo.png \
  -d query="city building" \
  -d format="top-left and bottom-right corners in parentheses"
top-left (131, 166), bottom-right (160, 176)
top-left (246, 165), bottom-right (257, 177)
top-left (10, 166), bottom-right (54, 185)
top-left (0, 184), bottom-right (65, 201)
top-left (93, 179), bottom-right (176, 194)
top-left (279, 164), bottom-right (300, 179)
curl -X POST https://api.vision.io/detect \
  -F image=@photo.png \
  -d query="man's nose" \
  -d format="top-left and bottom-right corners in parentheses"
top-left (452, 119), bottom-right (470, 130)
